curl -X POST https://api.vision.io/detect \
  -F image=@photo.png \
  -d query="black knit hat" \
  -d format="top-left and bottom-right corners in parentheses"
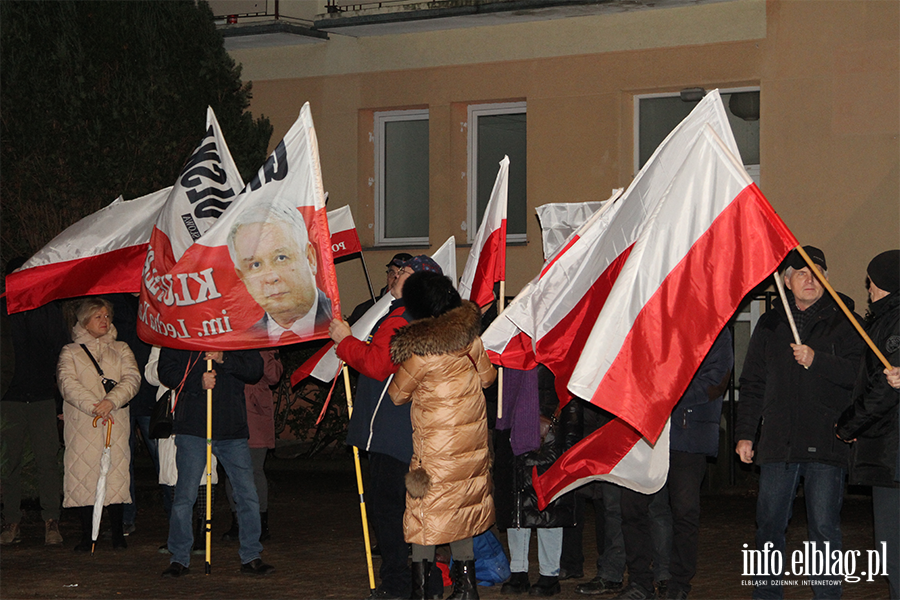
top-left (867, 250), bottom-right (900, 294)
top-left (785, 245), bottom-right (827, 272)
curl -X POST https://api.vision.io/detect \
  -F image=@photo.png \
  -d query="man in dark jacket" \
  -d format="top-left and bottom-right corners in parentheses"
top-left (330, 255), bottom-right (442, 599)
top-left (158, 348), bottom-right (273, 577)
top-left (736, 246), bottom-right (863, 600)
top-left (617, 327), bottom-right (733, 600)
top-left (836, 249), bottom-right (899, 599)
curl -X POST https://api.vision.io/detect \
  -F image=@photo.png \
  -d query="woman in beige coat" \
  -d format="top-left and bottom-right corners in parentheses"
top-left (389, 272), bottom-right (497, 600)
top-left (57, 297), bottom-right (140, 551)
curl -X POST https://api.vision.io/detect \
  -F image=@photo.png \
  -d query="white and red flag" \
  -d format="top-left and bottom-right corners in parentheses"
top-left (458, 156), bottom-right (508, 307)
top-left (290, 236), bottom-right (458, 386)
top-left (5, 106), bottom-right (240, 315)
top-left (327, 206), bottom-right (363, 263)
top-left (4, 187), bottom-right (172, 314)
top-left (138, 103), bottom-right (340, 350)
top-left (483, 91), bottom-right (797, 507)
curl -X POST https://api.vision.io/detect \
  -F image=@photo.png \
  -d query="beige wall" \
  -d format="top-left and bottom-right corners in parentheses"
top-left (230, 0), bottom-right (898, 314)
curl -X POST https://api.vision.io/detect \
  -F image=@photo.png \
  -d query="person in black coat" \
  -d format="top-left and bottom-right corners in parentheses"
top-left (836, 249), bottom-right (900, 599)
top-left (736, 246), bottom-right (863, 600)
top-left (157, 348), bottom-right (273, 577)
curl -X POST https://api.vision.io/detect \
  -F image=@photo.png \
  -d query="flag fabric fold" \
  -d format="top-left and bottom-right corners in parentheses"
top-left (458, 156), bottom-right (508, 307)
top-left (482, 91), bottom-right (798, 508)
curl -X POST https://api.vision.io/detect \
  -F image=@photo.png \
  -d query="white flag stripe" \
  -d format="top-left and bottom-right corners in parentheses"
top-left (535, 199), bottom-right (607, 262)
top-left (326, 205), bottom-right (355, 234)
top-left (17, 189), bottom-right (171, 270)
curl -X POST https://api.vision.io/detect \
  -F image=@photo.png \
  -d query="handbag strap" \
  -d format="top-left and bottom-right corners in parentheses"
top-left (80, 344), bottom-right (105, 378)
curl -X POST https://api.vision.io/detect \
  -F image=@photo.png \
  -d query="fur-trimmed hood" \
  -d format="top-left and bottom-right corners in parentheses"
top-left (390, 300), bottom-right (482, 364)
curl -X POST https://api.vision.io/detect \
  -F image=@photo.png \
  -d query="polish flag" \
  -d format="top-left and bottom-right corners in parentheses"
top-left (5, 107), bottom-right (241, 315)
top-left (327, 206), bottom-right (363, 262)
top-left (458, 156), bottom-right (508, 307)
top-left (482, 91), bottom-right (797, 507)
top-left (4, 187), bottom-right (171, 314)
top-left (290, 236), bottom-right (458, 387)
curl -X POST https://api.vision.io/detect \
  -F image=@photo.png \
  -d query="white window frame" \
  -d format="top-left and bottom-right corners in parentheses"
top-left (633, 86), bottom-right (761, 185)
top-left (374, 108), bottom-right (430, 247)
top-left (467, 101), bottom-right (527, 244)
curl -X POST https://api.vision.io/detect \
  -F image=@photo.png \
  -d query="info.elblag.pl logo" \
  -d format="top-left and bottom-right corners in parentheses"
top-left (742, 541), bottom-right (889, 584)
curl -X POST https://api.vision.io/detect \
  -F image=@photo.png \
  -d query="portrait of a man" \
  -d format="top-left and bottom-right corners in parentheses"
top-left (227, 199), bottom-right (332, 341)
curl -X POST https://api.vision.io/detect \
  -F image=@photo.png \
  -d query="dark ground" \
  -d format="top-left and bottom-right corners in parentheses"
top-left (0, 449), bottom-right (892, 600)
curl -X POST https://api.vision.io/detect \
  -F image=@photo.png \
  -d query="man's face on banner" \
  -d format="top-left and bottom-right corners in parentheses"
top-left (232, 220), bottom-right (318, 328)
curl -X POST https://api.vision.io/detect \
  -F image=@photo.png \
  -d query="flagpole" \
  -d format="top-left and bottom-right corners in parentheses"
top-left (497, 282), bottom-right (506, 419)
top-left (342, 364), bottom-right (377, 594)
top-left (205, 357), bottom-right (213, 575)
top-left (794, 245), bottom-right (891, 369)
top-left (358, 253), bottom-right (377, 303)
top-left (772, 272), bottom-right (807, 370)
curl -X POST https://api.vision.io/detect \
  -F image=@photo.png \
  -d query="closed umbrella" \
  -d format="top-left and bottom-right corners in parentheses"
top-left (91, 415), bottom-right (113, 555)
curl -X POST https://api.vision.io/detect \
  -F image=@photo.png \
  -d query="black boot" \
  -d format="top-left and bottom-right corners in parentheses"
top-left (448, 560), bottom-right (479, 600)
top-left (411, 560), bottom-right (432, 599)
top-left (108, 504), bottom-right (127, 549)
top-left (259, 511), bottom-right (270, 542)
top-left (73, 506), bottom-right (93, 552)
top-left (221, 512), bottom-right (239, 542)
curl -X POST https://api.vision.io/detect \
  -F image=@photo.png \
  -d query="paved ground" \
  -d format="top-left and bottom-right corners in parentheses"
top-left (0, 451), bottom-right (892, 599)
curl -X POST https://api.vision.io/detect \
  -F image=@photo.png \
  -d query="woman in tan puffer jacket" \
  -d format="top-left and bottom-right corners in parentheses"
top-left (389, 272), bottom-right (497, 600)
top-left (57, 297), bottom-right (140, 551)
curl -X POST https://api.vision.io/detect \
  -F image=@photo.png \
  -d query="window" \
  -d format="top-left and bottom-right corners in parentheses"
top-left (467, 102), bottom-right (527, 244)
top-left (374, 109), bottom-right (429, 246)
top-left (635, 88), bottom-right (760, 184)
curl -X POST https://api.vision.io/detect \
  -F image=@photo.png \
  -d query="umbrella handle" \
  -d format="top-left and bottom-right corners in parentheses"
top-left (92, 416), bottom-right (113, 448)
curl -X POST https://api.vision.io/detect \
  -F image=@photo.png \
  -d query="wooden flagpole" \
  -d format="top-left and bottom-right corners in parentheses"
top-left (342, 364), bottom-right (377, 594)
top-left (794, 245), bottom-right (891, 369)
top-left (497, 281), bottom-right (506, 419)
top-left (772, 271), bottom-right (808, 371)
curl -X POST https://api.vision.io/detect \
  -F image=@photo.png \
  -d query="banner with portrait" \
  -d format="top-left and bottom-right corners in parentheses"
top-left (137, 103), bottom-right (340, 350)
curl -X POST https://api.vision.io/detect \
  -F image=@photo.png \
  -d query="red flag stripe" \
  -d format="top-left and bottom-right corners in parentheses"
top-left (533, 245), bottom-right (634, 404)
top-left (466, 222), bottom-right (507, 307)
top-left (5, 245), bottom-right (148, 313)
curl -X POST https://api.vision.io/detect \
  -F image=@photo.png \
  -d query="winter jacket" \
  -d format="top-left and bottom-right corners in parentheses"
top-left (158, 348), bottom-right (262, 440)
top-left (670, 328), bottom-right (733, 456)
top-left (736, 292), bottom-right (864, 467)
top-left (389, 301), bottom-right (497, 546)
top-left (495, 365), bottom-right (578, 530)
top-left (836, 292), bottom-right (900, 487)
top-left (339, 300), bottom-right (414, 463)
top-left (57, 323), bottom-right (140, 508)
top-left (245, 350), bottom-right (283, 449)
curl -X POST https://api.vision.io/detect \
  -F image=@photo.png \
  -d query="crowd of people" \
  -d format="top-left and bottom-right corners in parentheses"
top-left (0, 247), bottom-right (897, 600)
